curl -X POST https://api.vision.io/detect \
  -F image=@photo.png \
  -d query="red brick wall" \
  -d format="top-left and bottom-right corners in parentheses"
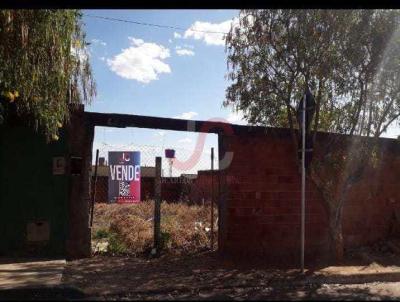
top-left (141, 177), bottom-right (155, 201)
top-left (92, 176), bottom-right (108, 203)
top-left (188, 170), bottom-right (219, 204)
top-left (219, 132), bottom-right (400, 266)
top-left (341, 150), bottom-right (400, 247)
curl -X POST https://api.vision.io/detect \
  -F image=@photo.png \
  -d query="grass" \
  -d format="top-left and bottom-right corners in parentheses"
top-left (91, 201), bottom-right (218, 257)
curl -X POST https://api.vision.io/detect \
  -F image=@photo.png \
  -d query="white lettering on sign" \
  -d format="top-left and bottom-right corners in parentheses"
top-left (110, 165), bottom-right (116, 180)
top-left (116, 166), bottom-right (121, 180)
top-left (122, 165), bottom-right (128, 181)
top-left (135, 166), bottom-right (140, 180)
top-left (109, 165), bottom-right (140, 181)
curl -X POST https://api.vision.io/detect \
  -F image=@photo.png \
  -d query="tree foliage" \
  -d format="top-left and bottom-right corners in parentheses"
top-left (0, 9), bottom-right (96, 140)
top-left (225, 9), bottom-right (400, 262)
top-left (225, 9), bottom-right (400, 137)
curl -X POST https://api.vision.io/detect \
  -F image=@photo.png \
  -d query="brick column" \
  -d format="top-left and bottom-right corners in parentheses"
top-left (218, 133), bottom-right (231, 255)
top-left (65, 104), bottom-right (94, 259)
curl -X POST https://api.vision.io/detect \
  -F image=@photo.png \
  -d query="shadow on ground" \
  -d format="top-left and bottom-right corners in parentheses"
top-left (0, 286), bottom-right (86, 301)
top-left (62, 248), bottom-right (400, 300)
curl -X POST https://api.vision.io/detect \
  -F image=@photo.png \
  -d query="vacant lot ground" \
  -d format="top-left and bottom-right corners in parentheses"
top-left (91, 202), bottom-right (217, 256)
top-left (63, 243), bottom-right (400, 300)
top-left (60, 203), bottom-right (400, 300)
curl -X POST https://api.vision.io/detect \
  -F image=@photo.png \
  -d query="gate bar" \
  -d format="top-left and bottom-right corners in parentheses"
top-left (90, 149), bottom-right (99, 227)
top-left (153, 156), bottom-right (162, 256)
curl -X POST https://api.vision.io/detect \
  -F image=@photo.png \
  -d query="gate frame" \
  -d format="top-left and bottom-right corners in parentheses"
top-left (69, 107), bottom-right (284, 259)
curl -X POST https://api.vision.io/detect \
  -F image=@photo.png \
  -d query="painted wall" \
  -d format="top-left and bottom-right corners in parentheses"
top-left (0, 124), bottom-right (69, 257)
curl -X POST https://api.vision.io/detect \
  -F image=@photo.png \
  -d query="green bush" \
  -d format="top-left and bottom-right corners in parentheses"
top-left (93, 228), bottom-right (109, 240)
top-left (160, 231), bottom-right (172, 250)
top-left (107, 232), bottom-right (128, 255)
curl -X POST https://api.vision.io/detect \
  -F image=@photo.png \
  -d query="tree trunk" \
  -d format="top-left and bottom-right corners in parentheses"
top-left (329, 215), bottom-right (344, 263)
top-left (328, 181), bottom-right (351, 264)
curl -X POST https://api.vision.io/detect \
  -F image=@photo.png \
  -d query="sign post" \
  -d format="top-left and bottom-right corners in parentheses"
top-left (301, 94), bottom-right (306, 273)
top-left (297, 86), bottom-right (316, 273)
top-left (108, 151), bottom-right (141, 203)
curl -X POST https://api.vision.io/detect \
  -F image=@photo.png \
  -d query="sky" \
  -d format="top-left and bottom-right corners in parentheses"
top-left (83, 9), bottom-right (400, 175)
top-left (83, 9), bottom-right (244, 175)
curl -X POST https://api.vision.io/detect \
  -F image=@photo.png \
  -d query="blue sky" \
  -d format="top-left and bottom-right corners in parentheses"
top-left (83, 10), bottom-right (243, 174)
top-left (83, 9), bottom-right (399, 174)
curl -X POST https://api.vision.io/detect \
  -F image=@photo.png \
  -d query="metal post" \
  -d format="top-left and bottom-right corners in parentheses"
top-left (153, 156), bottom-right (162, 256)
top-left (301, 94), bottom-right (306, 273)
top-left (90, 149), bottom-right (99, 227)
top-left (211, 147), bottom-right (214, 250)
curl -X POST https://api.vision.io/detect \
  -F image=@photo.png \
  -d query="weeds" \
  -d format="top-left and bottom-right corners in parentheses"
top-left (91, 201), bottom-right (218, 256)
top-left (107, 232), bottom-right (128, 255)
top-left (93, 229), bottom-right (109, 240)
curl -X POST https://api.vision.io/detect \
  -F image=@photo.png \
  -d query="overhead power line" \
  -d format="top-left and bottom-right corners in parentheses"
top-left (83, 13), bottom-right (229, 35)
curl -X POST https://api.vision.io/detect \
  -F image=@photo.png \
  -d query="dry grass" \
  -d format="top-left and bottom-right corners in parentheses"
top-left (92, 201), bottom-right (218, 256)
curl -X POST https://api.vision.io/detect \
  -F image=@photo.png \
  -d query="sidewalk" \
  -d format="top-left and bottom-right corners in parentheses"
top-left (0, 258), bottom-right (66, 290)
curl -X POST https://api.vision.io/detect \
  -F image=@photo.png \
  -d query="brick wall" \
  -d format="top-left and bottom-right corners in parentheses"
top-left (218, 131), bottom-right (400, 266)
top-left (66, 104), bottom-right (93, 259)
top-left (92, 176), bottom-right (108, 203)
top-left (93, 174), bottom-right (218, 204)
top-left (188, 170), bottom-right (219, 204)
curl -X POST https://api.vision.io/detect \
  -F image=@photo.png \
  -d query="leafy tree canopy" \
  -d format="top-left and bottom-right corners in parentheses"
top-left (225, 9), bottom-right (400, 262)
top-left (225, 9), bottom-right (400, 138)
top-left (0, 9), bottom-right (96, 140)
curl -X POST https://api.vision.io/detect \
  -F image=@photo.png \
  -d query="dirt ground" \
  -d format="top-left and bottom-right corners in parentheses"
top-left (62, 204), bottom-right (400, 300)
top-left (62, 242), bottom-right (400, 301)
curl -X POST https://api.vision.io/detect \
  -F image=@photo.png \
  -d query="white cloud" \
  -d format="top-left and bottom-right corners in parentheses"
top-left (227, 110), bottom-right (247, 125)
top-left (176, 48), bottom-right (195, 56)
top-left (182, 44), bottom-right (194, 49)
top-left (91, 38), bottom-right (107, 46)
top-left (168, 38), bottom-right (173, 43)
top-left (107, 37), bottom-right (171, 83)
top-left (178, 137), bottom-right (192, 144)
top-left (183, 19), bottom-right (233, 46)
top-left (99, 56), bottom-right (106, 61)
top-left (174, 111), bottom-right (198, 120)
top-left (174, 32), bottom-right (182, 39)
top-left (183, 14), bottom-right (254, 46)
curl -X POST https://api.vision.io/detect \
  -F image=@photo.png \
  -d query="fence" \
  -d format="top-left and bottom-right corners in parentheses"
top-left (90, 142), bottom-right (219, 205)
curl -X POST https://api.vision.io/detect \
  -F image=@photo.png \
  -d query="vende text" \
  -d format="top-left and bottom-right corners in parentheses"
top-left (109, 165), bottom-right (140, 181)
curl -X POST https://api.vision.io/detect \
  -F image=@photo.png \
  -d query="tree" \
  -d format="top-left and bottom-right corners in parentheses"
top-left (225, 9), bottom-right (400, 262)
top-left (0, 10), bottom-right (95, 141)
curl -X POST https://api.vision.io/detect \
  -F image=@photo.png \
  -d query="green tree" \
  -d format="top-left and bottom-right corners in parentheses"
top-left (225, 9), bottom-right (400, 262)
top-left (0, 9), bottom-right (95, 140)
